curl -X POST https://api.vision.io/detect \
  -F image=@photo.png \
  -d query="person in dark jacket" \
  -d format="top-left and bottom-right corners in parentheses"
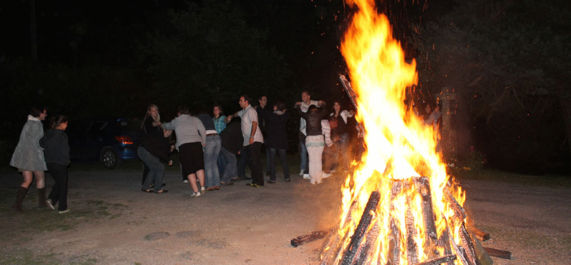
top-left (41, 115), bottom-right (71, 213)
top-left (298, 104), bottom-right (330, 184)
top-left (261, 102), bottom-right (290, 183)
top-left (138, 104), bottom-right (169, 193)
top-left (219, 118), bottom-right (243, 185)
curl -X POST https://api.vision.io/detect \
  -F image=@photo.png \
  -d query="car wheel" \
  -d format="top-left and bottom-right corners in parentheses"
top-left (101, 148), bottom-right (118, 169)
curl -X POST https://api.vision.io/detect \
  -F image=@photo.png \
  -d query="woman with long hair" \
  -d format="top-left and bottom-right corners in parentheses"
top-left (326, 101), bottom-right (355, 172)
top-left (10, 107), bottom-right (48, 211)
top-left (138, 104), bottom-right (169, 193)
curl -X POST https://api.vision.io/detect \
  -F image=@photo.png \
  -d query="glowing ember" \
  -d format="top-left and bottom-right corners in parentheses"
top-left (320, 0), bottom-right (473, 264)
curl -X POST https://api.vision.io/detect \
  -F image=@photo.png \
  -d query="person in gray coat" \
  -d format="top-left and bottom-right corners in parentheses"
top-left (10, 107), bottom-right (48, 211)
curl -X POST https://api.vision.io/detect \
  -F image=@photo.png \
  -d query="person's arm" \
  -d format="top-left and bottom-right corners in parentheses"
top-left (39, 131), bottom-right (49, 149)
top-left (196, 118), bottom-right (206, 146)
top-left (161, 118), bottom-right (175, 131)
top-left (249, 121), bottom-right (258, 145)
top-left (226, 110), bottom-right (242, 122)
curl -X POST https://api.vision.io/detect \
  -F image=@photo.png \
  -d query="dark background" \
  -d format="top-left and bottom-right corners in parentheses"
top-left (1, 0), bottom-right (569, 174)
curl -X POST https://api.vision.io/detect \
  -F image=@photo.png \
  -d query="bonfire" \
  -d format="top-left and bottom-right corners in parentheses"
top-left (318, 0), bottom-right (482, 264)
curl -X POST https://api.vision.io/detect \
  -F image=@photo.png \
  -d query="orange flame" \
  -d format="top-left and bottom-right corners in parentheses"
top-left (328, 0), bottom-right (468, 264)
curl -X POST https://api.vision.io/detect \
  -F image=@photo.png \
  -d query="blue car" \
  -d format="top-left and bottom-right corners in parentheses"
top-left (68, 118), bottom-right (141, 168)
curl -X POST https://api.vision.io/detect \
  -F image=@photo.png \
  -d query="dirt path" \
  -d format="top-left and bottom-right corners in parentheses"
top-left (0, 167), bottom-right (569, 265)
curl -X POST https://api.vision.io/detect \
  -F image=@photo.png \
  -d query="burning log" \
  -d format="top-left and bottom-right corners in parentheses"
top-left (340, 191), bottom-right (380, 265)
top-left (291, 230), bottom-right (329, 247)
top-left (468, 227), bottom-right (490, 241)
top-left (414, 254), bottom-right (456, 265)
top-left (320, 177), bottom-right (483, 265)
top-left (483, 247), bottom-right (512, 260)
top-left (320, 200), bottom-right (361, 264)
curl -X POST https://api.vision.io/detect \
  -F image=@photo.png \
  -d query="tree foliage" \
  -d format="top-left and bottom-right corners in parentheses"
top-left (143, 0), bottom-right (290, 112)
top-left (414, 0), bottom-right (570, 172)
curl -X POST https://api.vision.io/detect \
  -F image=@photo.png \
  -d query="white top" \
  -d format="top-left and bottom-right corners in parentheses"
top-left (237, 105), bottom-right (264, 146)
top-left (299, 99), bottom-right (319, 136)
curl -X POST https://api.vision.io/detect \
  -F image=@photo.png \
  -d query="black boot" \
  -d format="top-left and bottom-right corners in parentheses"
top-left (12, 187), bottom-right (28, 212)
top-left (38, 188), bottom-right (47, 208)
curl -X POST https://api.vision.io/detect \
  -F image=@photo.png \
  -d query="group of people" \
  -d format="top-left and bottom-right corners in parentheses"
top-left (10, 107), bottom-right (70, 213)
top-left (8, 91), bottom-right (364, 212)
top-left (137, 91), bottom-right (362, 197)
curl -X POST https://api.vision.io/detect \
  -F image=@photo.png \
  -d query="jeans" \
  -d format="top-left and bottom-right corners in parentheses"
top-left (246, 142), bottom-right (263, 185)
top-left (137, 146), bottom-right (165, 191)
top-left (204, 135), bottom-right (221, 187)
top-left (299, 138), bottom-right (308, 174)
top-left (238, 146), bottom-right (249, 178)
top-left (47, 163), bottom-right (69, 211)
top-left (217, 153), bottom-right (226, 177)
top-left (219, 147), bottom-right (237, 183)
top-left (269, 147), bottom-right (289, 180)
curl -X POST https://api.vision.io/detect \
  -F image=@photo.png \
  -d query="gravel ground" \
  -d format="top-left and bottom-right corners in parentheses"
top-left (0, 164), bottom-right (569, 265)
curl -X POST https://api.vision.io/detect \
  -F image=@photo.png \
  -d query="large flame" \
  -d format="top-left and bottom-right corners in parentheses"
top-left (327, 0), bottom-right (467, 264)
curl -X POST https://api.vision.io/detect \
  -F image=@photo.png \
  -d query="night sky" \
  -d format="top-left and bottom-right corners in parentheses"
top-left (1, 0), bottom-right (569, 174)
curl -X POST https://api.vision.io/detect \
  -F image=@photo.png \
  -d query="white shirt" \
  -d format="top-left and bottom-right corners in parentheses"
top-left (237, 105), bottom-right (264, 146)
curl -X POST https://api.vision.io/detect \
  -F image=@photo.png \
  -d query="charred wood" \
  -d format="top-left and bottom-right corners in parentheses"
top-left (473, 239), bottom-right (493, 265)
top-left (483, 247), bottom-right (512, 260)
top-left (468, 227), bottom-right (490, 241)
top-left (414, 254), bottom-right (457, 265)
top-left (291, 230), bottom-right (329, 247)
top-left (341, 191), bottom-right (381, 265)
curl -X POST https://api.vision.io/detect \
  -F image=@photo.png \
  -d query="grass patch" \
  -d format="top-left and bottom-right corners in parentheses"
top-left (0, 188), bottom-right (127, 242)
top-left (0, 249), bottom-right (59, 265)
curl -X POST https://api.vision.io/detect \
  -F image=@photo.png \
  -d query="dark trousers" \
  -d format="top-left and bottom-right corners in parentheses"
top-left (247, 142), bottom-right (264, 185)
top-left (47, 163), bottom-right (69, 211)
top-left (238, 146), bottom-right (250, 178)
top-left (269, 147), bottom-right (289, 180)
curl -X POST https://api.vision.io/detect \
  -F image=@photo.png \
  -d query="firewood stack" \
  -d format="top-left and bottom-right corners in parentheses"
top-left (318, 177), bottom-right (494, 265)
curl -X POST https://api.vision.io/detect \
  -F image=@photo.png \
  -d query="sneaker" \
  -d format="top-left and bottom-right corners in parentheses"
top-left (46, 199), bottom-right (56, 210)
top-left (200, 186), bottom-right (206, 193)
top-left (285, 177), bottom-right (291, 182)
top-left (322, 173), bottom-right (331, 179)
top-left (183, 179), bottom-right (189, 184)
top-left (268, 179), bottom-right (276, 184)
top-left (58, 209), bottom-right (70, 214)
top-left (246, 183), bottom-right (262, 188)
top-left (190, 192), bottom-right (201, 198)
top-left (303, 174), bottom-right (311, 180)
top-left (299, 170), bottom-right (304, 177)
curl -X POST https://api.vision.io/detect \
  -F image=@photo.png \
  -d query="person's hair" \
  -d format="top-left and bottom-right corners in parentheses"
top-left (240, 95), bottom-right (252, 105)
top-left (177, 105), bottom-right (190, 114)
top-left (213, 104), bottom-right (223, 114)
top-left (308, 105), bottom-right (318, 112)
top-left (301, 90), bottom-right (311, 96)
top-left (29, 106), bottom-right (46, 118)
top-left (258, 95), bottom-right (267, 101)
top-left (141, 104), bottom-right (159, 129)
top-left (275, 101), bottom-right (286, 111)
top-left (49, 115), bottom-right (68, 129)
